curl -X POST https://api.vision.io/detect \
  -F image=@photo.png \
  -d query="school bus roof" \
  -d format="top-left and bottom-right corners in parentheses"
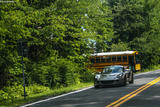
top-left (91, 51), bottom-right (137, 56)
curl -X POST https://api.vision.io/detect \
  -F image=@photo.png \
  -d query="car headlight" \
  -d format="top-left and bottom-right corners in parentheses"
top-left (95, 75), bottom-right (100, 80)
top-left (117, 74), bottom-right (123, 78)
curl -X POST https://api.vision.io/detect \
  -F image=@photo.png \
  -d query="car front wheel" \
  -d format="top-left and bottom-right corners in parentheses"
top-left (122, 76), bottom-right (127, 86)
top-left (129, 73), bottom-right (134, 84)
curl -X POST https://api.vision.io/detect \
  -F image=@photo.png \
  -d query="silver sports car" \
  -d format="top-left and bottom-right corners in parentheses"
top-left (94, 65), bottom-right (134, 88)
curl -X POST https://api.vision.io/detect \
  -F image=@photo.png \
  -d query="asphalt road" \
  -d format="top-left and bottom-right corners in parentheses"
top-left (24, 70), bottom-right (160, 107)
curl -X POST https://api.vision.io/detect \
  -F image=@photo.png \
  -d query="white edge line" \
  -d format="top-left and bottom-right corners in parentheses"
top-left (21, 86), bottom-right (93, 107)
top-left (135, 69), bottom-right (160, 77)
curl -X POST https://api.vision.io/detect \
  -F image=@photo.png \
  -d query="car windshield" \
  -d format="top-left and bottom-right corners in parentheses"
top-left (102, 66), bottom-right (123, 74)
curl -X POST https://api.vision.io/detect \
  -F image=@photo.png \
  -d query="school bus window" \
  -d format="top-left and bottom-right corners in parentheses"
top-left (96, 57), bottom-right (101, 63)
top-left (123, 56), bottom-right (127, 62)
top-left (101, 57), bottom-right (106, 63)
top-left (117, 56), bottom-right (122, 62)
top-left (129, 56), bottom-right (134, 65)
top-left (89, 51), bottom-right (141, 72)
top-left (106, 57), bottom-right (111, 62)
top-left (112, 56), bottom-right (116, 62)
top-left (90, 58), bottom-right (95, 63)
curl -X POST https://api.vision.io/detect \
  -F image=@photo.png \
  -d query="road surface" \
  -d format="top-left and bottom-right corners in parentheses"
top-left (23, 70), bottom-right (160, 107)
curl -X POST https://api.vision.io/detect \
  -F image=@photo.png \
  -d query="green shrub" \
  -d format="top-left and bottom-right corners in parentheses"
top-left (57, 58), bottom-right (80, 87)
top-left (0, 90), bottom-right (9, 103)
top-left (26, 84), bottom-right (50, 95)
top-left (79, 68), bottom-right (94, 82)
top-left (0, 84), bottom-right (51, 103)
top-left (29, 56), bottom-right (82, 88)
top-left (0, 83), bottom-right (23, 103)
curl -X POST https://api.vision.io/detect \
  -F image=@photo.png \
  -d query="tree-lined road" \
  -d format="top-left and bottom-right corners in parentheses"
top-left (25, 70), bottom-right (160, 107)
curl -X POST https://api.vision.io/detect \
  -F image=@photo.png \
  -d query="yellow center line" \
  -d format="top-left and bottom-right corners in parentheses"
top-left (113, 78), bottom-right (160, 107)
top-left (106, 77), bottom-right (160, 107)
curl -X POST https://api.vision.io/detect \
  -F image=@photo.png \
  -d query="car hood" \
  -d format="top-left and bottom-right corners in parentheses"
top-left (98, 73), bottom-right (121, 80)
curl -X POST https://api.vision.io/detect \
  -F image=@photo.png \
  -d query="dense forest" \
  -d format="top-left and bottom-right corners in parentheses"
top-left (0, 0), bottom-right (160, 103)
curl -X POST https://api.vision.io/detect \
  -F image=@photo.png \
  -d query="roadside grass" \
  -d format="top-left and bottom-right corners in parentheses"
top-left (1, 82), bottom-right (93, 107)
top-left (137, 64), bottom-right (160, 73)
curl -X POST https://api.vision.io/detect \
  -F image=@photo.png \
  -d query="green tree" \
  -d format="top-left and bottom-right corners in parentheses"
top-left (108, 0), bottom-right (147, 42)
top-left (110, 41), bottom-right (130, 51)
top-left (130, 0), bottom-right (160, 67)
top-left (0, 3), bottom-right (30, 88)
top-left (82, 0), bottom-right (114, 53)
top-left (108, 0), bottom-right (160, 68)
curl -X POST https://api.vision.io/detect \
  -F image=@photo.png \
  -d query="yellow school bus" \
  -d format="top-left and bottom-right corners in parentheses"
top-left (89, 51), bottom-right (141, 72)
